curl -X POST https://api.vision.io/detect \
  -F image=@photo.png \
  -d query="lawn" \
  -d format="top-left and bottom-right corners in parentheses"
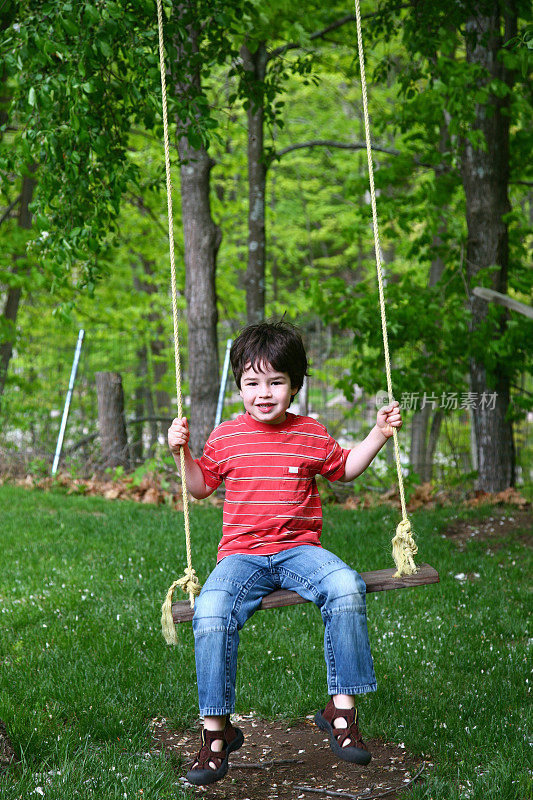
top-left (0, 485), bottom-right (531, 799)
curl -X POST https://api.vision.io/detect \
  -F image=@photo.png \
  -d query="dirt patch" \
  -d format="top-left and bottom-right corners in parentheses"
top-left (151, 714), bottom-right (428, 800)
top-left (443, 509), bottom-right (532, 551)
top-left (0, 720), bottom-right (17, 772)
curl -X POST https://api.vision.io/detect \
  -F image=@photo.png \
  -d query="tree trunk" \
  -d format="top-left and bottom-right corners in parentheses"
top-left (0, 170), bottom-right (36, 399)
top-left (178, 139), bottom-right (220, 457)
top-left (409, 113), bottom-right (450, 482)
top-left (131, 359), bottom-right (145, 464)
top-left (241, 41), bottom-right (267, 324)
top-left (170, 5), bottom-right (220, 457)
top-left (410, 406), bottom-right (444, 483)
top-left (131, 341), bottom-right (157, 462)
top-left (409, 231), bottom-right (446, 483)
top-left (95, 372), bottom-right (130, 470)
top-left (151, 335), bottom-right (170, 415)
top-left (426, 409), bottom-right (443, 480)
top-left (270, 128), bottom-right (278, 304)
top-left (460, 4), bottom-right (516, 491)
top-left (132, 256), bottom-right (170, 453)
top-left (410, 404), bottom-right (431, 480)
top-left (133, 218), bottom-right (171, 417)
top-left (144, 365), bottom-right (158, 456)
top-left (297, 376), bottom-right (309, 416)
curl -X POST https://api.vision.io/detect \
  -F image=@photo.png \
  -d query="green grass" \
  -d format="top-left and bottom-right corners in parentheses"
top-left (0, 485), bottom-right (531, 799)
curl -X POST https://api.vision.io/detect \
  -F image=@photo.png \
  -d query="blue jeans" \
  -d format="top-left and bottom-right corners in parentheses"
top-left (192, 545), bottom-right (377, 716)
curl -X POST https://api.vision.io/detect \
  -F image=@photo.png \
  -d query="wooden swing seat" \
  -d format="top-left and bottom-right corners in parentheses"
top-left (172, 562), bottom-right (439, 624)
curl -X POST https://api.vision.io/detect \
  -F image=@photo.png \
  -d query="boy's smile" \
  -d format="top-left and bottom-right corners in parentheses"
top-left (240, 361), bottom-right (298, 425)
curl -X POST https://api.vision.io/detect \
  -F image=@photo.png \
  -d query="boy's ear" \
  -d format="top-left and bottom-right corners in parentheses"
top-left (291, 387), bottom-right (298, 397)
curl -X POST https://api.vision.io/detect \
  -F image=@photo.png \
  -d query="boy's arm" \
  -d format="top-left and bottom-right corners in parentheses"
top-left (339, 402), bottom-right (402, 482)
top-left (168, 417), bottom-right (212, 499)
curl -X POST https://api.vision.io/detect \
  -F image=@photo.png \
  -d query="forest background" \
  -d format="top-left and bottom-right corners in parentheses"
top-left (0, 0), bottom-right (532, 498)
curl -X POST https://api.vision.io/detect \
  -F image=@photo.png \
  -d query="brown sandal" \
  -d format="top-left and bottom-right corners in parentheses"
top-left (315, 698), bottom-right (371, 765)
top-left (185, 717), bottom-right (244, 786)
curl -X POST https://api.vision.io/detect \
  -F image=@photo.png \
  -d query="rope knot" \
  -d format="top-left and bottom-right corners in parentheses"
top-left (391, 517), bottom-right (418, 578)
top-left (160, 569), bottom-right (203, 646)
top-left (175, 566), bottom-right (202, 598)
top-left (396, 519), bottom-right (412, 537)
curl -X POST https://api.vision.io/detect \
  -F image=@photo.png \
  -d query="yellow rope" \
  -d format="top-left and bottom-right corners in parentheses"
top-left (154, 0), bottom-right (415, 617)
top-left (156, 0), bottom-right (202, 645)
top-left (353, 0), bottom-right (417, 576)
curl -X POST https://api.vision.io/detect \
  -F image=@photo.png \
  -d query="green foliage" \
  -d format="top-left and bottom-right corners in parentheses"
top-left (2, 1), bottom-right (153, 285)
top-left (0, 0), bottom-right (252, 290)
top-left (27, 456), bottom-right (50, 478)
top-left (310, 270), bottom-right (469, 399)
top-left (131, 457), bottom-right (172, 491)
top-left (104, 464), bottom-right (125, 481)
top-left (1, 1), bottom-right (531, 480)
top-left (308, 0), bottom-right (532, 419)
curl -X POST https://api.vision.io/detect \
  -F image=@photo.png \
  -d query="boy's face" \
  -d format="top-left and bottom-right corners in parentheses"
top-left (239, 361), bottom-right (298, 425)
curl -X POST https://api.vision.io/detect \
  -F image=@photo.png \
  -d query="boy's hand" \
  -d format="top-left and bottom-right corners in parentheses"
top-left (376, 401), bottom-right (402, 439)
top-left (168, 417), bottom-right (190, 454)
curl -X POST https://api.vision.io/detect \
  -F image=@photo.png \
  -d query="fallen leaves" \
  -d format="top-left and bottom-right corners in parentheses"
top-left (341, 482), bottom-right (530, 513)
top-left (13, 472), bottom-right (184, 509)
top-left (465, 487), bottom-right (529, 508)
top-left (8, 472), bottom-right (530, 515)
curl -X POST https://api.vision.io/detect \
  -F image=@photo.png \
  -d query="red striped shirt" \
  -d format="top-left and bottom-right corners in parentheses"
top-left (195, 412), bottom-right (350, 560)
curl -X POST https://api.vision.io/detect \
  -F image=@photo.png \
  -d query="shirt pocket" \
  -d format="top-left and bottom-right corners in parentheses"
top-left (279, 466), bottom-right (314, 504)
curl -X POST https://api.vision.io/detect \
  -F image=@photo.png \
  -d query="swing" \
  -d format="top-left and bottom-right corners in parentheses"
top-left (155, 0), bottom-right (439, 641)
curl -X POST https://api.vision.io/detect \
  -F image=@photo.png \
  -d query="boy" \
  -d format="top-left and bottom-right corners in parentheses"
top-left (168, 320), bottom-right (402, 786)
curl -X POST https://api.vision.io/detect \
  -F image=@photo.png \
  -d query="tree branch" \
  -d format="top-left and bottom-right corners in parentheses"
top-left (472, 287), bottom-right (533, 320)
top-left (65, 417), bottom-right (174, 454)
top-left (271, 139), bottom-right (434, 168)
top-left (130, 128), bottom-right (180, 152)
top-left (64, 432), bottom-right (98, 453)
top-left (0, 194), bottom-right (21, 227)
top-left (294, 762), bottom-right (426, 800)
top-left (126, 415), bottom-right (173, 426)
top-left (268, 6), bottom-right (410, 61)
top-left (125, 194), bottom-right (168, 235)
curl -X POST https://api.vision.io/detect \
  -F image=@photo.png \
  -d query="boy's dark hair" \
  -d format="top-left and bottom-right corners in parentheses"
top-left (230, 319), bottom-right (308, 399)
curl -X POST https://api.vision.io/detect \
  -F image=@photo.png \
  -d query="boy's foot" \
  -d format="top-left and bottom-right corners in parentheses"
top-left (315, 698), bottom-right (371, 765)
top-left (185, 717), bottom-right (244, 786)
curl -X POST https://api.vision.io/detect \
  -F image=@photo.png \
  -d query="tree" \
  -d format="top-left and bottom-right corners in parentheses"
top-left (2, 0), bottom-right (530, 484)
top-left (0, 0), bottom-right (158, 409)
top-left (388, 0), bottom-right (532, 491)
top-left (0, 0), bottom-right (245, 454)
top-left (459, 3), bottom-right (517, 490)
top-left (235, 6), bottom-right (366, 323)
top-left (166, 2), bottom-right (224, 455)
top-left (95, 371), bottom-right (130, 470)
top-left (1, 1), bottom-right (159, 281)
top-left (312, 0), bottom-right (532, 489)
top-left (240, 40), bottom-right (268, 324)
top-left (0, 168), bottom-right (35, 399)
